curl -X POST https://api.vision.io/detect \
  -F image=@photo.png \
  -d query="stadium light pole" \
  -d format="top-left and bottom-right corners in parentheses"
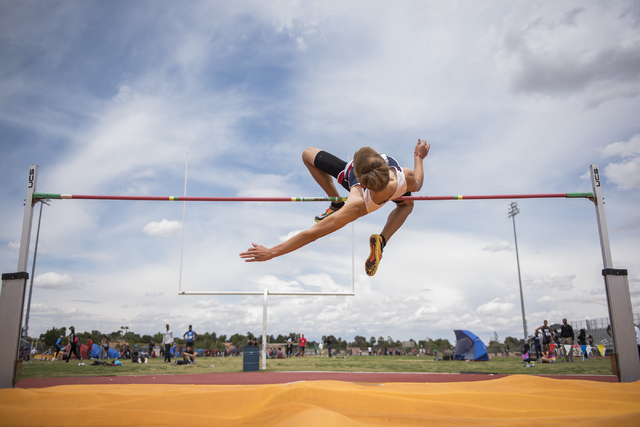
top-left (508, 202), bottom-right (528, 340)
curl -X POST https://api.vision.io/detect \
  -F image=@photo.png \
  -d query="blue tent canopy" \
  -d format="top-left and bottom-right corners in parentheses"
top-left (89, 345), bottom-right (120, 359)
top-left (454, 330), bottom-right (489, 361)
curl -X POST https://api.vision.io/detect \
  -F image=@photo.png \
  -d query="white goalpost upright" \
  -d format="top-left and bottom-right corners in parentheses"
top-left (1, 164), bottom-right (639, 387)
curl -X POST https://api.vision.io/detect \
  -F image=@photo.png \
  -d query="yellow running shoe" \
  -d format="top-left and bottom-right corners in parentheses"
top-left (365, 234), bottom-right (383, 276)
top-left (314, 204), bottom-right (342, 222)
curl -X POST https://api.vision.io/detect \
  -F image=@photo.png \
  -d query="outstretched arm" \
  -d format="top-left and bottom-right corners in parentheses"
top-left (240, 190), bottom-right (367, 262)
top-left (405, 139), bottom-right (430, 192)
top-left (381, 139), bottom-right (428, 241)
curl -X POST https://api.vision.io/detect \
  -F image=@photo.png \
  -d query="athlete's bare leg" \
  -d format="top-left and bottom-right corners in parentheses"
top-left (380, 201), bottom-right (414, 241)
top-left (302, 147), bottom-right (341, 198)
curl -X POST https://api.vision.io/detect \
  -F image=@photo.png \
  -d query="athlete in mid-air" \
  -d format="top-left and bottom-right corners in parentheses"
top-left (240, 139), bottom-right (430, 276)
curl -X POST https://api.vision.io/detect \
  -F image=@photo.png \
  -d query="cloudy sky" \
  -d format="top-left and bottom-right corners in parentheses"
top-left (1, 0), bottom-right (639, 346)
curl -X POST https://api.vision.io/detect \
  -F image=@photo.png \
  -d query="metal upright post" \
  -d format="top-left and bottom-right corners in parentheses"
top-left (590, 165), bottom-right (640, 382)
top-left (22, 200), bottom-right (46, 340)
top-left (0, 165), bottom-right (38, 388)
top-left (508, 202), bottom-right (528, 340)
top-left (261, 289), bottom-right (268, 370)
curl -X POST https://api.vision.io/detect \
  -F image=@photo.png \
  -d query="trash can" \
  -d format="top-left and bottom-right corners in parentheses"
top-left (243, 346), bottom-right (259, 372)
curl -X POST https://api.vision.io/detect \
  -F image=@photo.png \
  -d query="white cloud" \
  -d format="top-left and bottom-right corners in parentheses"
top-left (7, 241), bottom-right (20, 249)
top-left (143, 219), bottom-right (183, 237)
top-left (535, 295), bottom-right (556, 304)
top-left (34, 272), bottom-right (83, 290)
top-left (296, 37), bottom-right (308, 52)
top-left (497, 3), bottom-right (640, 107)
top-left (279, 229), bottom-right (303, 243)
top-left (482, 241), bottom-right (513, 252)
top-left (602, 134), bottom-right (640, 190)
top-left (526, 275), bottom-right (576, 291)
top-left (477, 298), bottom-right (514, 316)
top-left (601, 134), bottom-right (640, 158)
top-left (144, 291), bottom-right (164, 297)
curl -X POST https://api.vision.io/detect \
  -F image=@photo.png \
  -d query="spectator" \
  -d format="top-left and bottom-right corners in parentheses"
top-left (577, 329), bottom-right (588, 360)
top-left (588, 334), bottom-right (595, 357)
top-left (100, 336), bottom-right (109, 359)
top-left (86, 338), bottom-right (92, 360)
top-left (521, 341), bottom-right (531, 363)
top-left (180, 348), bottom-right (197, 365)
top-left (148, 337), bottom-right (155, 356)
top-left (541, 349), bottom-right (555, 363)
top-left (535, 320), bottom-right (553, 351)
top-left (533, 332), bottom-right (542, 362)
top-left (299, 334), bottom-right (307, 357)
top-left (183, 325), bottom-right (198, 348)
top-left (163, 324), bottom-right (173, 363)
top-left (560, 318), bottom-right (574, 363)
top-left (121, 344), bottom-right (131, 359)
top-left (326, 336), bottom-right (332, 358)
top-left (286, 334), bottom-right (294, 358)
top-left (65, 326), bottom-right (82, 363)
top-left (53, 335), bottom-right (63, 361)
top-left (132, 345), bottom-right (146, 363)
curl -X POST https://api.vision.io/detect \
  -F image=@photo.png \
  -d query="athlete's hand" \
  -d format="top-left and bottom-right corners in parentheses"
top-left (239, 243), bottom-right (274, 262)
top-left (414, 139), bottom-right (430, 159)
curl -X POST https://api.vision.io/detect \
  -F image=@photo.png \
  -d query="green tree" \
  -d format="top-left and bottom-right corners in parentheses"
top-left (487, 332), bottom-right (502, 355)
top-left (370, 337), bottom-right (376, 347)
top-left (40, 326), bottom-right (66, 346)
top-left (504, 336), bottom-right (523, 352)
top-left (352, 335), bottom-right (368, 348)
top-left (90, 330), bottom-right (103, 345)
top-left (432, 338), bottom-right (452, 351)
top-left (229, 333), bottom-right (247, 348)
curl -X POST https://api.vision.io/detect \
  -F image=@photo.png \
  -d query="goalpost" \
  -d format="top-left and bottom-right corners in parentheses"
top-left (1, 164), bottom-right (639, 387)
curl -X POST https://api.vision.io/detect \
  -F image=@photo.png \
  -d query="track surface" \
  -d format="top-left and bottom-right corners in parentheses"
top-left (16, 371), bottom-right (618, 388)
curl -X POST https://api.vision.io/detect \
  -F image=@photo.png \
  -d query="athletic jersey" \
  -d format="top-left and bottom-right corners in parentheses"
top-left (55, 338), bottom-right (62, 348)
top-left (337, 154), bottom-right (408, 213)
top-left (299, 337), bottom-right (307, 347)
top-left (185, 331), bottom-right (196, 343)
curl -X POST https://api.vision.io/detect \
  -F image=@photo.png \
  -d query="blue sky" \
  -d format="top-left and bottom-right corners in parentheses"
top-left (1, 0), bottom-right (639, 346)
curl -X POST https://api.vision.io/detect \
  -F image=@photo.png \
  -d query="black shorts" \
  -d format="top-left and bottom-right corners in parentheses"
top-left (314, 151), bottom-right (350, 191)
top-left (314, 150), bottom-right (411, 200)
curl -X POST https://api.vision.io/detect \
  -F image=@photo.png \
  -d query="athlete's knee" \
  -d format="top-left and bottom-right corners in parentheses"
top-left (302, 147), bottom-right (321, 165)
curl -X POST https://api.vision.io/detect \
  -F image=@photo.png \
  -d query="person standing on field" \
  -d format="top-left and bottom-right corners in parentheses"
top-left (163, 324), bottom-right (173, 363)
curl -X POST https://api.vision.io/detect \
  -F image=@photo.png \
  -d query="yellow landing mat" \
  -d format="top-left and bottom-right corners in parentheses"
top-left (1, 376), bottom-right (639, 426)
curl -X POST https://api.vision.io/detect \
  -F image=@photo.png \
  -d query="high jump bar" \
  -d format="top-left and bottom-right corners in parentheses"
top-left (33, 192), bottom-right (594, 202)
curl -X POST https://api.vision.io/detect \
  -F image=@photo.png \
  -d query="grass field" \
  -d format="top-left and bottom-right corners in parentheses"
top-left (20, 355), bottom-right (615, 379)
